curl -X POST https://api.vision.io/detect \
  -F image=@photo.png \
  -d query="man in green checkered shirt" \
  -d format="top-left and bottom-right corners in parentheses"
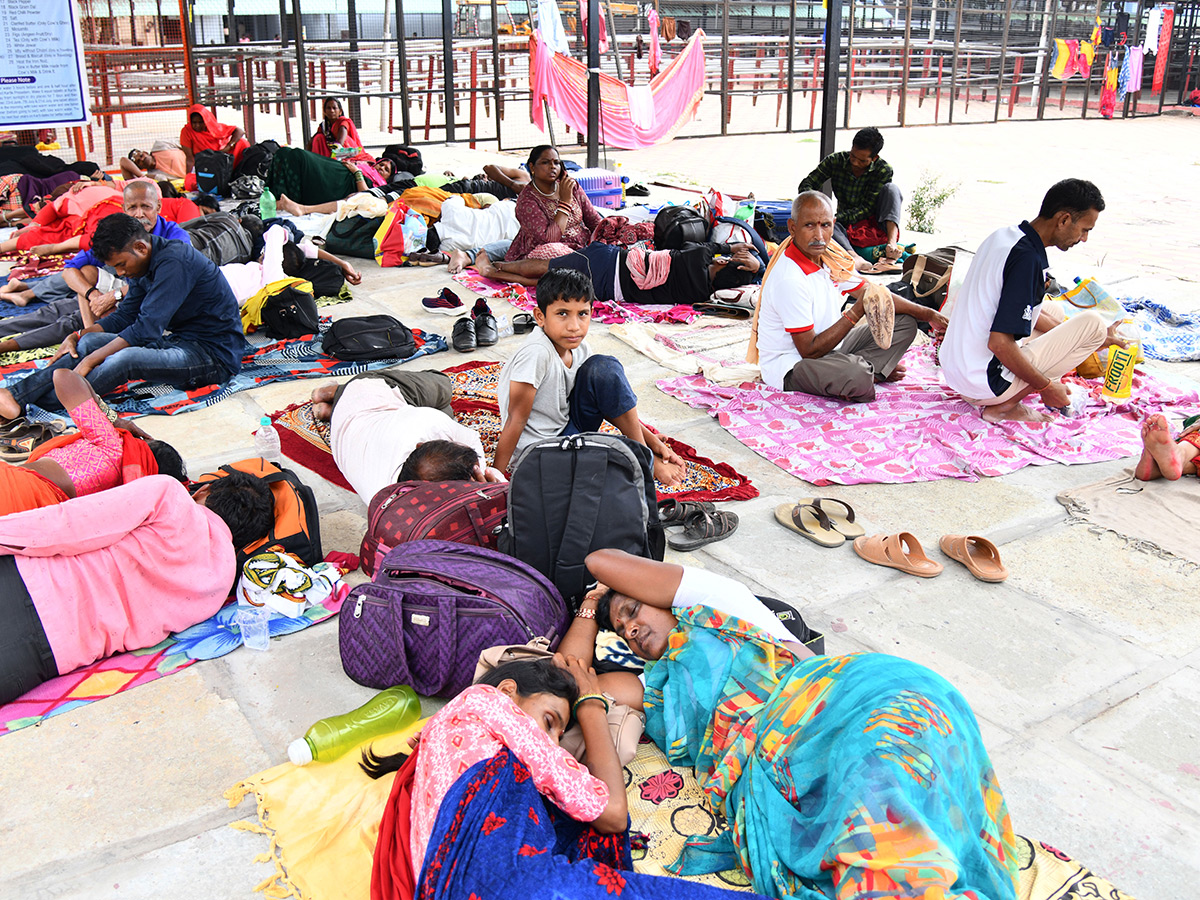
top-left (798, 127), bottom-right (903, 260)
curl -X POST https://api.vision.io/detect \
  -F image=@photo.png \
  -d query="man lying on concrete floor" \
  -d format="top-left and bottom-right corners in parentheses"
top-left (309, 369), bottom-right (503, 505)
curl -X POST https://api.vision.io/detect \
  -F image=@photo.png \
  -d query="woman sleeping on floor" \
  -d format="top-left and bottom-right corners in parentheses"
top-left (364, 656), bottom-right (771, 900)
top-left (552, 548), bottom-right (1021, 900)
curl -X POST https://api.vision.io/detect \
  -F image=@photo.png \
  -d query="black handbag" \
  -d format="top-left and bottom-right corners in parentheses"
top-left (260, 286), bottom-right (320, 339)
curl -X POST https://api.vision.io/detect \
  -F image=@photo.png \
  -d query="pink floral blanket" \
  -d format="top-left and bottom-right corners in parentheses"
top-left (451, 269), bottom-right (701, 325)
top-left (657, 345), bottom-right (1200, 485)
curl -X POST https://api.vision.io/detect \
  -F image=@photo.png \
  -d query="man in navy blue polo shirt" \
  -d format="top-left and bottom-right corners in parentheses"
top-left (0, 181), bottom-right (192, 356)
top-left (940, 179), bottom-right (1123, 423)
top-left (0, 213), bottom-right (243, 420)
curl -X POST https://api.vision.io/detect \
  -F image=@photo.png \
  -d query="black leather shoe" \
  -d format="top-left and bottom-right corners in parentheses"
top-left (473, 304), bottom-right (498, 347)
top-left (452, 316), bottom-right (476, 352)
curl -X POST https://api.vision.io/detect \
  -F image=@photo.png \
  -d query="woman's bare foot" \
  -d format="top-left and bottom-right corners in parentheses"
top-left (1137, 414), bottom-right (1184, 480)
top-left (0, 387), bottom-right (21, 421)
top-left (447, 249), bottom-right (472, 274)
top-left (981, 401), bottom-right (1049, 424)
top-left (276, 194), bottom-right (304, 216)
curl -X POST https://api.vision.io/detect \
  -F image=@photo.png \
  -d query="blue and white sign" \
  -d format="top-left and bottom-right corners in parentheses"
top-left (0, 0), bottom-right (91, 128)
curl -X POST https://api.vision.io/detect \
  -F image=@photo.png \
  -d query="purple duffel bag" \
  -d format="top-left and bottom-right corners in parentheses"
top-left (339, 539), bottom-right (569, 697)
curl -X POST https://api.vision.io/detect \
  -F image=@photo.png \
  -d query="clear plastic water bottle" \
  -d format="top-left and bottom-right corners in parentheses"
top-left (254, 415), bottom-right (281, 463)
top-left (259, 188), bottom-right (276, 220)
top-left (287, 685), bottom-right (421, 766)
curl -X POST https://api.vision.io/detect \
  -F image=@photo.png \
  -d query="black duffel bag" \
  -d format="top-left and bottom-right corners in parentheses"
top-left (323, 215), bottom-right (381, 259)
top-left (261, 285), bottom-right (320, 339)
top-left (322, 315), bottom-right (416, 361)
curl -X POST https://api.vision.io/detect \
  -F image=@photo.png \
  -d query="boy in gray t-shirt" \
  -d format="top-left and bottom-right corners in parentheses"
top-left (494, 268), bottom-right (684, 484)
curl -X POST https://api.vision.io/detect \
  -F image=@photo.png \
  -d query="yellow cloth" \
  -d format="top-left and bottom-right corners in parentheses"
top-left (240, 278), bottom-right (313, 333)
top-left (746, 237), bottom-right (791, 365)
top-left (398, 186), bottom-right (481, 222)
top-left (225, 716), bottom-right (426, 900)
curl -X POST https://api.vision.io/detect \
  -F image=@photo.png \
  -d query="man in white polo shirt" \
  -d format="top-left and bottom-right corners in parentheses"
top-left (940, 179), bottom-right (1121, 423)
top-left (756, 192), bottom-right (945, 402)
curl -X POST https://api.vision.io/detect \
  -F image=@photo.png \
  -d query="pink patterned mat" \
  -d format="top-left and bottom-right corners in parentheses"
top-left (0, 584), bottom-right (349, 737)
top-left (657, 345), bottom-right (1200, 485)
top-left (452, 269), bottom-right (701, 325)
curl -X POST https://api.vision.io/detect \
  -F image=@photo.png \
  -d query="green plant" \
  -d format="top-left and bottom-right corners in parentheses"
top-left (906, 171), bottom-right (960, 234)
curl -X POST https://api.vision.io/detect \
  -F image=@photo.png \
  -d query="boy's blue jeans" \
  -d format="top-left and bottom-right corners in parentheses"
top-left (6, 332), bottom-right (236, 413)
top-left (563, 354), bottom-right (638, 435)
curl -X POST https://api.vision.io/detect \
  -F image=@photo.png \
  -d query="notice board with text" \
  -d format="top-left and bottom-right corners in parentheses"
top-left (0, 0), bottom-right (91, 128)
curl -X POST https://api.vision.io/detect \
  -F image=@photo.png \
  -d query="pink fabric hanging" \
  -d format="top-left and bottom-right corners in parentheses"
top-left (529, 30), bottom-right (707, 150)
top-left (578, 0), bottom-right (608, 54)
top-left (647, 9), bottom-right (662, 77)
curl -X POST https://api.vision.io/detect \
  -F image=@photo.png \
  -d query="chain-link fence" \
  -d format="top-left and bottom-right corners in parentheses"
top-left (59, 0), bottom-right (1197, 167)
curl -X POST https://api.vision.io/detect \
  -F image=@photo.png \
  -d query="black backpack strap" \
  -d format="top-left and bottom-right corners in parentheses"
top-left (551, 436), bottom-right (610, 603)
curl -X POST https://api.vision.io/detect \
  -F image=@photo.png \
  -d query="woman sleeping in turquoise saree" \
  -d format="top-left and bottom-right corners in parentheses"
top-left (558, 549), bottom-right (1020, 900)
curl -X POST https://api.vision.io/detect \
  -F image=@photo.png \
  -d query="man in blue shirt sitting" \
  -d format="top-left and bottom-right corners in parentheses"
top-left (0, 213), bottom-right (243, 420)
top-left (0, 181), bottom-right (192, 356)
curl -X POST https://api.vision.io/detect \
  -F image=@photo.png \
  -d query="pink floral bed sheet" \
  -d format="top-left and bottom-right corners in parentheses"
top-left (656, 345), bottom-right (1200, 485)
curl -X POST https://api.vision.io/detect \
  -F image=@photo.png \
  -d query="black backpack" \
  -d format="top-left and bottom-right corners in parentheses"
top-left (193, 149), bottom-right (234, 197)
top-left (323, 214), bottom-right (382, 260)
top-left (181, 211), bottom-right (253, 265)
top-left (232, 140), bottom-right (280, 180)
top-left (261, 285), bottom-right (320, 339)
top-left (654, 205), bottom-right (708, 250)
top-left (296, 257), bottom-right (345, 299)
top-left (499, 433), bottom-right (665, 607)
top-left (321, 315), bottom-right (416, 361)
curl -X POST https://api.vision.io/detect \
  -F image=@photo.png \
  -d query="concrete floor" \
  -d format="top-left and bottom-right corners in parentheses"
top-left (2, 115), bottom-right (1199, 899)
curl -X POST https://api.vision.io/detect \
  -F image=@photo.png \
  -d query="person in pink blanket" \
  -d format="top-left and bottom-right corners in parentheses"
top-left (0, 474), bottom-right (266, 705)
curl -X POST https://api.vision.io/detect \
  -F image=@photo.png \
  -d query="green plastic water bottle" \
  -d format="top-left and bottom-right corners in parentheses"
top-left (287, 685), bottom-right (420, 766)
top-left (258, 188), bottom-right (276, 220)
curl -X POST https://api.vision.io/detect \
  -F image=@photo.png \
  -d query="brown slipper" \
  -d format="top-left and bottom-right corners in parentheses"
top-left (939, 535), bottom-right (1009, 582)
top-left (795, 497), bottom-right (866, 538)
top-left (852, 532), bottom-right (943, 577)
top-left (774, 502), bottom-right (845, 548)
top-left (861, 282), bottom-right (895, 351)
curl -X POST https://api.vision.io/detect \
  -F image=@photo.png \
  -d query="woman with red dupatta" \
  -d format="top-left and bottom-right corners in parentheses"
top-left (310, 97), bottom-right (374, 163)
top-left (179, 104), bottom-right (249, 183)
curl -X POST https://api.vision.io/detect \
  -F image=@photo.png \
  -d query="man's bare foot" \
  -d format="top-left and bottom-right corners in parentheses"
top-left (981, 401), bottom-right (1050, 424)
top-left (474, 251), bottom-right (498, 279)
top-left (276, 194), bottom-right (303, 216)
top-left (1138, 414), bottom-right (1183, 480)
top-left (0, 387), bottom-right (21, 421)
top-left (883, 363), bottom-right (907, 383)
top-left (447, 249), bottom-right (472, 274)
top-left (653, 456), bottom-right (686, 487)
top-left (310, 382), bottom-right (338, 420)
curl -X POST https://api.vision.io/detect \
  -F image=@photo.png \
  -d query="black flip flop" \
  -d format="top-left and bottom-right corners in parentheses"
top-left (512, 313), bottom-right (536, 335)
top-left (668, 508), bottom-right (739, 552)
top-left (657, 498), bottom-right (714, 527)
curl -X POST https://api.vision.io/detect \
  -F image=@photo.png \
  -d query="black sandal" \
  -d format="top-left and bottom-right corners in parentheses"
top-left (512, 313), bottom-right (536, 335)
top-left (657, 498), bottom-right (714, 527)
top-left (667, 508), bottom-right (739, 552)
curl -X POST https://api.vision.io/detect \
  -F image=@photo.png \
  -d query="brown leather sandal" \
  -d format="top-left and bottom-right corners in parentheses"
top-left (852, 532), bottom-right (943, 577)
top-left (939, 535), bottom-right (1009, 582)
top-left (668, 508), bottom-right (739, 552)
